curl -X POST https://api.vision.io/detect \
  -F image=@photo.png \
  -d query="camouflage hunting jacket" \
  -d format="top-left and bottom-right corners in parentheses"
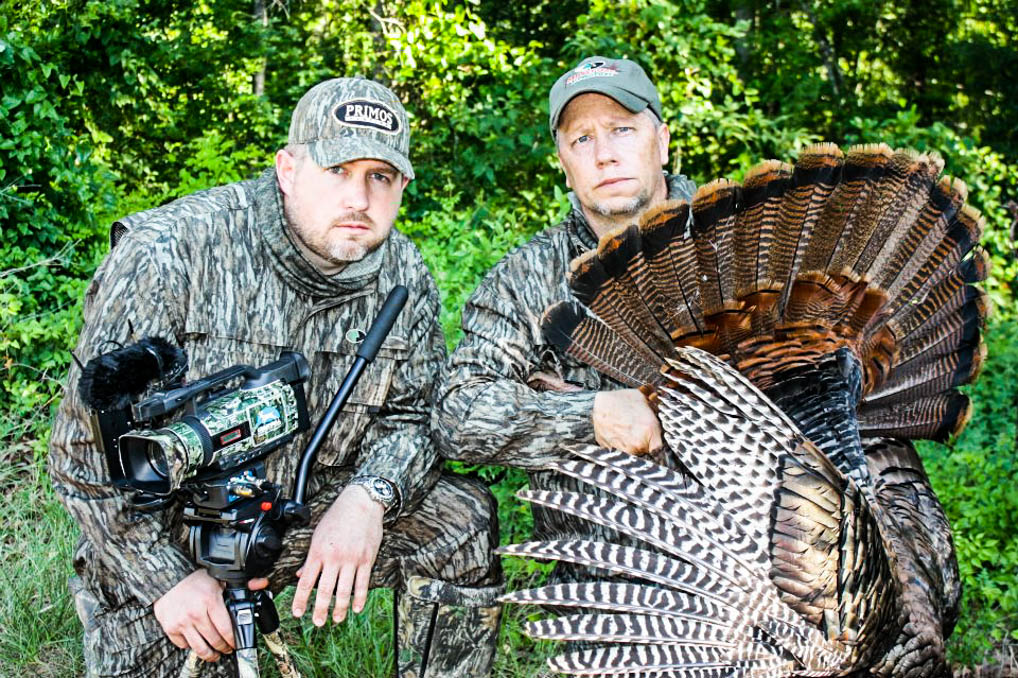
top-left (49, 169), bottom-right (446, 608)
top-left (433, 174), bottom-right (695, 544)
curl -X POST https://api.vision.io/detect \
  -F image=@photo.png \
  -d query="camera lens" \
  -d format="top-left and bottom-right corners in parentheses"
top-left (145, 441), bottom-right (169, 478)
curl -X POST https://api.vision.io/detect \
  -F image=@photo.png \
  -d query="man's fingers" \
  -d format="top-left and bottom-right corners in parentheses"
top-left (351, 563), bottom-right (371, 614)
top-left (312, 565), bottom-right (340, 626)
top-left (332, 566), bottom-right (357, 623)
top-left (166, 631), bottom-right (189, 650)
top-left (247, 577), bottom-right (270, 591)
top-left (292, 560), bottom-right (321, 617)
top-left (208, 601), bottom-right (236, 651)
top-left (195, 615), bottom-right (233, 655)
top-left (182, 626), bottom-right (219, 663)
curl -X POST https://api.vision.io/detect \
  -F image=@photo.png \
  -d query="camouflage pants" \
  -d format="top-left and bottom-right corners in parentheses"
top-left (71, 469), bottom-right (502, 678)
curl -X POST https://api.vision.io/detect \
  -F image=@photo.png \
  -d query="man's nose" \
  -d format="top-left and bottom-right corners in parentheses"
top-left (594, 137), bottom-right (617, 167)
top-left (340, 178), bottom-right (370, 212)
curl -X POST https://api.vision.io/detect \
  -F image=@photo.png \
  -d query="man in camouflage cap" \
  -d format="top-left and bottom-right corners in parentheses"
top-left (50, 77), bottom-right (502, 678)
top-left (433, 57), bottom-right (695, 580)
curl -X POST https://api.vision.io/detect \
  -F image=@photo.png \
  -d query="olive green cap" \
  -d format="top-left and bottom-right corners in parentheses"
top-left (548, 56), bottom-right (662, 136)
top-left (288, 77), bottom-right (414, 179)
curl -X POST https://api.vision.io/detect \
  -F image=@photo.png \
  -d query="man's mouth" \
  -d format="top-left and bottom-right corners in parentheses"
top-left (596, 177), bottom-right (632, 189)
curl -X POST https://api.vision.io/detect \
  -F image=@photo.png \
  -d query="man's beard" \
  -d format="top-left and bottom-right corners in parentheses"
top-left (285, 205), bottom-right (381, 266)
top-left (587, 187), bottom-right (653, 221)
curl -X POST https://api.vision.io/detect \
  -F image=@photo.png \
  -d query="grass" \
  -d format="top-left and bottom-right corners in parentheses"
top-left (1, 320), bottom-right (1016, 677)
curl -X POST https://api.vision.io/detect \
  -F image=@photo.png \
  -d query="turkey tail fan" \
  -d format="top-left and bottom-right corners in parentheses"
top-left (570, 236), bottom-right (676, 362)
top-left (734, 160), bottom-right (793, 303)
top-left (762, 143), bottom-right (844, 328)
top-left (798, 144), bottom-right (894, 278)
top-left (876, 176), bottom-right (969, 304)
top-left (827, 149), bottom-right (943, 285)
top-left (543, 141), bottom-right (989, 444)
top-left (690, 179), bottom-right (752, 355)
top-left (639, 200), bottom-right (705, 338)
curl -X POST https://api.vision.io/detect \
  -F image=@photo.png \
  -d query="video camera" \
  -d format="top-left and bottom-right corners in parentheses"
top-left (82, 341), bottom-right (311, 511)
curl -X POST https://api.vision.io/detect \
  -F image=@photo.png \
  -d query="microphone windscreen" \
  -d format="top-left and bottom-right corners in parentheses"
top-left (78, 337), bottom-right (187, 411)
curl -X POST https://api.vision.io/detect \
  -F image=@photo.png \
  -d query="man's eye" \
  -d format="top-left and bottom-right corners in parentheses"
top-left (371, 173), bottom-right (392, 184)
top-left (614, 126), bottom-right (634, 134)
top-left (328, 166), bottom-right (346, 175)
top-left (573, 134), bottom-right (591, 146)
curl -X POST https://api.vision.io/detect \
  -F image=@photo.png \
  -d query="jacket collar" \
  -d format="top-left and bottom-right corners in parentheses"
top-left (252, 169), bottom-right (384, 298)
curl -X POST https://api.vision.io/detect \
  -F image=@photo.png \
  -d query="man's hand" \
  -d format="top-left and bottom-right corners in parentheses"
top-left (291, 484), bottom-right (384, 626)
top-left (592, 389), bottom-right (663, 455)
top-left (154, 569), bottom-right (235, 663)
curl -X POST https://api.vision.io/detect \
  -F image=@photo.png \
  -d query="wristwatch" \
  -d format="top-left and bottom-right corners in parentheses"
top-left (348, 475), bottom-right (398, 515)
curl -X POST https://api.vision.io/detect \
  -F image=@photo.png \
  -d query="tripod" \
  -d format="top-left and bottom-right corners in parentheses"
top-left (176, 286), bottom-right (409, 678)
top-left (178, 465), bottom-right (307, 678)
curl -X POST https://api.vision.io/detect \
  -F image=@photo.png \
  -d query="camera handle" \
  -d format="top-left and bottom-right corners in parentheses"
top-left (181, 285), bottom-right (409, 678)
top-left (293, 284), bottom-right (409, 504)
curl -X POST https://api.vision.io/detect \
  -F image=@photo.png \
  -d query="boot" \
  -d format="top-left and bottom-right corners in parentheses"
top-left (395, 576), bottom-right (503, 678)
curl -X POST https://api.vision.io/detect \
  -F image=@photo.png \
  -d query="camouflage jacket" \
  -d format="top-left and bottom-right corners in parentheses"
top-left (49, 169), bottom-right (446, 608)
top-left (433, 174), bottom-right (695, 543)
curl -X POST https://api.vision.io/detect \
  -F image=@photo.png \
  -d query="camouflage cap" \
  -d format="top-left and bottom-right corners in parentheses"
top-left (288, 77), bottom-right (414, 179)
top-left (548, 56), bottom-right (663, 136)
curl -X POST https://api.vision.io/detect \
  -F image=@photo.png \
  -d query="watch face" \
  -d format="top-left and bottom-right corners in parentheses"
top-left (357, 477), bottom-right (395, 509)
top-left (371, 478), bottom-right (394, 502)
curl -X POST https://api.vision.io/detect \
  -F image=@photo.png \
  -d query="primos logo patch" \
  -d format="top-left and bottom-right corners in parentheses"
top-left (335, 99), bottom-right (400, 135)
top-left (566, 62), bottom-right (620, 86)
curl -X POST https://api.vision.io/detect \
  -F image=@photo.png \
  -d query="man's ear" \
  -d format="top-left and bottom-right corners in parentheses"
top-left (275, 148), bottom-right (297, 197)
top-left (657, 123), bottom-right (671, 166)
top-left (401, 175), bottom-right (411, 190)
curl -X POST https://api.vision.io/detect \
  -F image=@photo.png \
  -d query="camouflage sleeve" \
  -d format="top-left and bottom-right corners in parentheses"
top-left (48, 232), bottom-right (196, 606)
top-left (353, 275), bottom-right (446, 520)
top-left (433, 265), bottom-right (597, 471)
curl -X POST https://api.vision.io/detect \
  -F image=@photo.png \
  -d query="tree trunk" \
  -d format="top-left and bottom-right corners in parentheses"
top-left (252, 0), bottom-right (268, 96)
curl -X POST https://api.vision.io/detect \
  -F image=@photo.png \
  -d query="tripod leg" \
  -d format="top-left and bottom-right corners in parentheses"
top-left (247, 588), bottom-right (301, 678)
top-left (179, 651), bottom-right (203, 678)
top-left (234, 648), bottom-right (260, 678)
top-left (263, 631), bottom-right (302, 678)
top-left (225, 587), bottom-right (261, 678)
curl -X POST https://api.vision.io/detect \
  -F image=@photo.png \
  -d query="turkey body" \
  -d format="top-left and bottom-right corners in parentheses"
top-left (500, 144), bottom-right (984, 678)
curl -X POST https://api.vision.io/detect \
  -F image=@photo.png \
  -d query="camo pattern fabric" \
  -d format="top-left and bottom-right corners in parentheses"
top-left (396, 576), bottom-right (503, 678)
top-left (49, 168), bottom-right (501, 677)
top-left (433, 174), bottom-right (695, 565)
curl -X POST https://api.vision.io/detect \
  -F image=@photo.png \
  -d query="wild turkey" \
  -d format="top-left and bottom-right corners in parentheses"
top-left (499, 143), bottom-right (986, 677)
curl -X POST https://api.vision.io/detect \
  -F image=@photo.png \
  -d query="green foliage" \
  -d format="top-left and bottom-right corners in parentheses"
top-left (0, 25), bottom-right (115, 447)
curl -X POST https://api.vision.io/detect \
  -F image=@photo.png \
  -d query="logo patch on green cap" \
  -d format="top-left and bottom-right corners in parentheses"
top-left (565, 61), bottom-right (620, 86)
top-left (334, 99), bottom-right (401, 135)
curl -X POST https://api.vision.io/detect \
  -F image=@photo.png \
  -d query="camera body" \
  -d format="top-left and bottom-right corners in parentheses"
top-left (90, 352), bottom-right (311, 509)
